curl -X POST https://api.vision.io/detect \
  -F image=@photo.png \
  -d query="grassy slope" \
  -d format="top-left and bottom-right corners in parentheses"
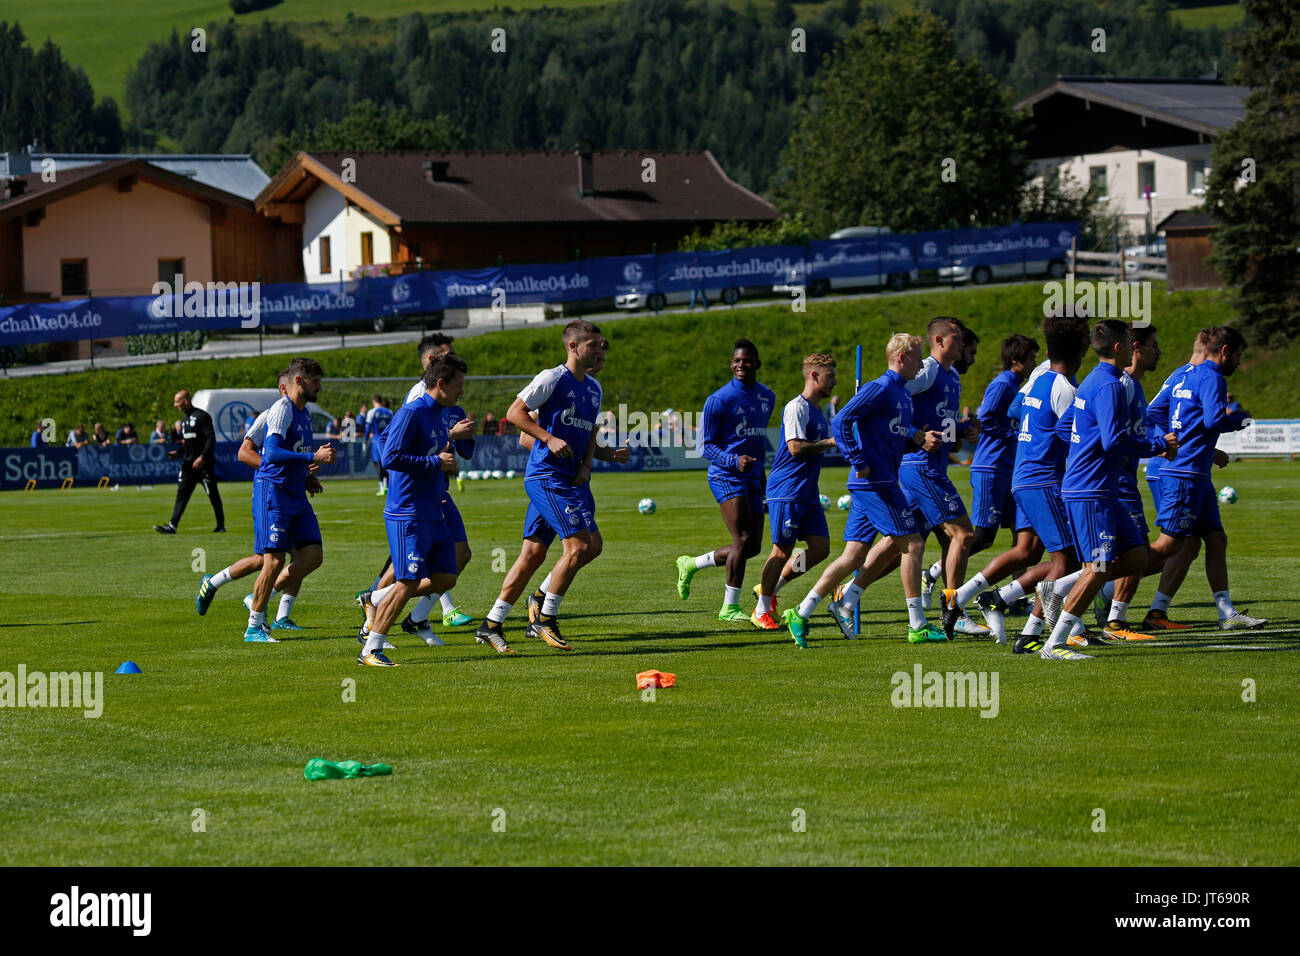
top-left (1171, 4), bottom-right (1245, 30)
top-left (0, 0), bottom-right (619, 117)
top-left (0, 463), bottom-right (1295, 865)
top-left (3, 283), bottom-right (1296, 446)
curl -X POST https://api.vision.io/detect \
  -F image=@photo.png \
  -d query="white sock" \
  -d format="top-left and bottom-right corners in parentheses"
top-left (1047, 611), bottom-right (1080, 649)
top-left (248, 610), bottom-right (266, 627)
top-left (927, 560), bottom-right (943, 581)
top-left (439, 592), bottom-right (456, 615)
top-left (1108, 600), bottom-right (1129, 625)
top-left (1022, 614), bottom-right (1043, 636)
top-left (211, 568), bottom-right (233, 589)
top-left (364, 632), bottom-right (386, 654)
top-left (1214, 590), bottom-right (1236, 620)
top-left (487, 599), bottom-right (512, 624)
top-left (1150, 590), bottom-right (1172, 614)
top-left (998, 580), bottom-right (1026, 604)
top-left (695, 552), bottom-right (718, 570)
top-left (1053, 571), bottom-right (1082, 595)
top-left (371, 584), bottom-right (396, 605)
top-left (276, 593), bottom-right (296, 621)
top-left (542, 591), bottom-right (563, 616)
top-left (955, 573), bottom-right (987, 608)
top-left (413, 595), bottom-right (437, 622)
top-left (756, 594), bottom-right (771, 615)
top-left (1070, 617), bottom-right (1084, 636)
top-left (906, 597), bottom-right (926, 629)
top-left (723, 585), bottom-right (741, 607)
top-left (797, 590), bottom-right (823, 619)
top-left (773, 576), bottom-right (788, 595)
top-left (842, 582), bottom-right (865, 609)
top-left (1100, 580), bottom-right (1115, 602)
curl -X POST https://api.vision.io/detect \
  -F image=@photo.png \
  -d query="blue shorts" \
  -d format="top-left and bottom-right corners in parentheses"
top-left (1118, 491), bottom-right (1149, 538)
top-left (1146, 477), bottom-right (1164, 512)
top-left (1065, 497), bottom-right (1146, 567)
top-left (899, 466), bottom-right (967, 531)
top-left (1012, 486), bottom-right (1074, 554)
top-left (385, 516), bottom-right (456, 581)
top-left (523, 480), bottom-right (597, 546)
top-left (253, 483), bottom-right (321, 554)
top-left (768, 498), bottom-right (829, 548)
top-left (970, 470), bottom-right (1019, 530)
top-left (845, 486), bottom-right (916, 541)
top-left (1155, 476), bottom-right (1222, 538)
top-left (442, 495), bottom-right (467, 544)
top-left (708, 472), bottom-right (765, 514)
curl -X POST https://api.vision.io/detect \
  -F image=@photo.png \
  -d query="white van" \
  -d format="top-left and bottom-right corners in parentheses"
top-left (191, 389), bottom-right (335, 442)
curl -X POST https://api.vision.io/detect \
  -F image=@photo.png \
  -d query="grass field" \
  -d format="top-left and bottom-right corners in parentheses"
top-left (1, 460), bottom-right (1297, 865)
top-left (1171, 3), bottom-right (1245, 30)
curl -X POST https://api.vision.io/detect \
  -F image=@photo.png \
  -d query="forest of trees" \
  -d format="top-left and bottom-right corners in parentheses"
top-left (0, 22), bottom-right (123, 153)
top-left (111, 0), bottom-right (1237, 195)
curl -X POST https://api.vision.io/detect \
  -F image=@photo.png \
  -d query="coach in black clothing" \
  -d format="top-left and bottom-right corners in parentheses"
top-left (154, 389), bottom-right (226, 534)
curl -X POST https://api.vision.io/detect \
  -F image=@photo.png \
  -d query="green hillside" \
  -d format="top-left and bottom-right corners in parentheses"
top-left (3, 282), bottom-right (1295, 447)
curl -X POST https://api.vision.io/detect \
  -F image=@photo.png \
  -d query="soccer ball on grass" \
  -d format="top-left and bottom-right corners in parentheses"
top-left (1218, 486), bottom-right (1238, 504)
top-left (638, 498), bottom-right (657, 514)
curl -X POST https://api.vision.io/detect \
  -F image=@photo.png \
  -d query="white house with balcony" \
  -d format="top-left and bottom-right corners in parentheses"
top-left (1015, 76), bottom-right (1251, 242)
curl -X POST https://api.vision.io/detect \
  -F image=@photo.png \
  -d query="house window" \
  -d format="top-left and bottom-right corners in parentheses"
top-left (61, 259), bottom-right (88, 296)
top-left (1188, 159), bottom-right (1208, 195)
top-left (1138, 161), bottom-right (1157, 199)
top-left (361, 231), bottom-right (374, 265)
top-left (1089, 165), bottom-right (1107, 198)
top-left (319, 236), bottom-right (332, 275)
top-left (158, 258), bottom-right (184, 285)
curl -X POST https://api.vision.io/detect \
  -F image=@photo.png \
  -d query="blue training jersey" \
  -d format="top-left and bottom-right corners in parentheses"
top-left (381, 392), bottom-right (451, 521)
top-left (1117, 371), bottom-right (1150, 497)
top-left (256, 396), bottom-right (316, 491)
top-left (1144, 362), bottom-right (1194, 481)
top-left (1161, 358), bottom-right (1249, 480)
top-left (399, 383), bottom-right (475, 463)
top-left (833, 368), bottom-right (913, 491)
top-left (1061, 362), bottom-right (1166, 500)
top-left (696, 378), bottom-right (776, 481)
top-left (366, 405), bottom-right (394, 440)
top-left (519, 364), bottom-right (603, 483)
top-left (970, 369), bottom-right (1022, 474)
top-left (1010, 362), bottom-right (1077, 491)
top-left (766, 394), bottom-right (830, 503)
top-left (901, 356), bottom-right (964, 475)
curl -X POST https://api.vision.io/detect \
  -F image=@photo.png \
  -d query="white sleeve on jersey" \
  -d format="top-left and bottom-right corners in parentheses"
top-left (1020, 358), bottom-right (1052, 395)
top-left (405, 380), bottom-right (426, 405)
top-left (245, 409), bottom-right (271, 449)
top-left (1050, 374), bottom-right (1078, 418)
top-left (264, 397), bottom-right (293, 439)
top-left (905, 356), bottom-right (940, 395)
top-left (517, 366), bottom-right (566, 411)
top-left (783, 396), bottom-right (810, 441)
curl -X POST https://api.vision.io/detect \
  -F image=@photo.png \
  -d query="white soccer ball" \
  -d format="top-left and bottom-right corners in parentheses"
top-left (638, 497), bottom-right (657, 515)
top-left (1218, 485), bottom-right (1238, 504)
top-left (491, 470), bottom-right (505, 479)
top-left (505, 470), bottom-right (516, 479)
top-left (837, 494), bottom-right (852, 511)
top-left (470, 470), bottom-right (483, 480)
top-left (819, 493), bottom-right (830, 509)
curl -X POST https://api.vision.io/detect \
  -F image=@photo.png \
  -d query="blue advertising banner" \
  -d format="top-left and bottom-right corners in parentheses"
top-left (0, 223), bottom-right (1078, 347)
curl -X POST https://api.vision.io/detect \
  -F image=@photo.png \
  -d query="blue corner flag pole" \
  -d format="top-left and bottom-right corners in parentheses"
top-left (853, 345), bottom-right (863, 637)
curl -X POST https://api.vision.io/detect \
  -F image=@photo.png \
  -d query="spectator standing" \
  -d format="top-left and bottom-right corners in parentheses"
top-left (30, 423), bottom-right (45, 447)
top-left (326, 417), bottom-right (342, 439)
top-left (150, 421), bottom-right (168, 444)
top-left (116, 423), bottom-right (139, 444)
top-left (482, 411), bottom-right (498, 435)
top-left (67, 425), bottom-right (91, 449)
top-left (92, 422), bottom-right (112, 446)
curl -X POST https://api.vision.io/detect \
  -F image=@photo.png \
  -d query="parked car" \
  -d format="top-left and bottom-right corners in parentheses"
top-left (192, 389), bottom-right (335, 442)
top-left (615, 286), bottom-right (743, 310)
top-left (773, 226), bottom-right (917, 297)
top-left (938, 255), bottom-right (1067, 284)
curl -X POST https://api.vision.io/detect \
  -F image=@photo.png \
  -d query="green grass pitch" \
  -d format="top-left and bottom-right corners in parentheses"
top-left (0, 461), bottom-right (1297, 865)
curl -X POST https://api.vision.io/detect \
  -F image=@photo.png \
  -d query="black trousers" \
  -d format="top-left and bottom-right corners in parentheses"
top-left (169, 461), bottom-right (225, 529)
